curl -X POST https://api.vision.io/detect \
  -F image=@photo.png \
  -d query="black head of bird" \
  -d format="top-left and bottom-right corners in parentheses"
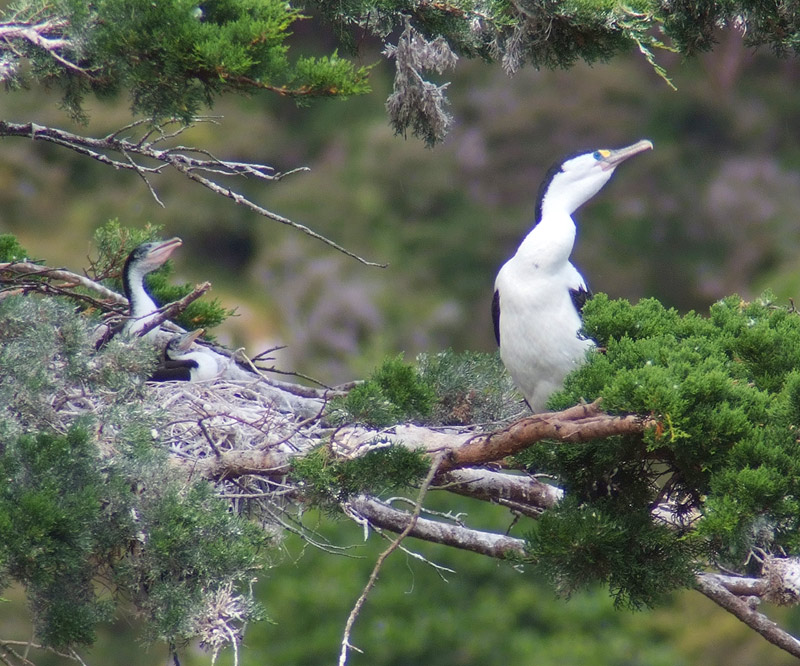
top-left (535, 139), bottom-right (654, 224)
top-left (164, 328), bottom-right (204, 359)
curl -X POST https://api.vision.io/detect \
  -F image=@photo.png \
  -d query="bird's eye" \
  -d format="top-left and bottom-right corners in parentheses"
top-left (593, 151), bottom-right (602, 160)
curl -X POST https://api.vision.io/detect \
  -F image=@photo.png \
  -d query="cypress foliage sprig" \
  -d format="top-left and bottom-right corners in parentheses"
top-left (6, 0), bottom-right (372, 123)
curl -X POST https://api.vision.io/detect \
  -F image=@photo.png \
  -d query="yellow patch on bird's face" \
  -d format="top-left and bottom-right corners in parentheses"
top-left (597, 149), bottom-right (611, 158)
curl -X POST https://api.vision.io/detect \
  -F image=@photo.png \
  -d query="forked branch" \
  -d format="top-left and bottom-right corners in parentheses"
top-left (695, 573), bottom-right (800, 659)
top-left (0, 119), bottom-right (384, 267)
top-left (0, 261), bottom-right (127, 305)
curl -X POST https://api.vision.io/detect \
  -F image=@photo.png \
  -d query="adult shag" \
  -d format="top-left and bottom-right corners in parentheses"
top-left (492, 139), bottom-right (653, 412)
top-left (122, 238), bottom-right (182, 338)
top-left (149, 329), bottom-right (219, 382)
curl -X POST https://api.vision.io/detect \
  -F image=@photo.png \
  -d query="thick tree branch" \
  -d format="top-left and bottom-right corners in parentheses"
top-left (441, 400), bottom-right (655, 471)
top-left (348, 495), bottom-right (527, 559)
top-left (328, 401), bottom-right (655, 473)
top-left (0, 120), bottom-right (383, 266)
top-left (433, 468), bottom-right (562, 515)
top-left (709, 574), bottom-right (767, 597)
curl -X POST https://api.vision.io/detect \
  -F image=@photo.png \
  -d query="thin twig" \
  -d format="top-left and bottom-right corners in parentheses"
top-left (337, 452), bottom-right (445, 666)
top-left (165, 157), bottom-right (385, 267)
top-left (121, 148), bottom-right (165, 207)
top-left (370, 525), bottom-right (456, 579)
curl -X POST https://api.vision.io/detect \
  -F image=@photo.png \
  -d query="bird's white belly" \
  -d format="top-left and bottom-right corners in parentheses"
top-left (189, 352), bottom-right (220, 382)
top-left (497, 272), bottom-right (594, 412)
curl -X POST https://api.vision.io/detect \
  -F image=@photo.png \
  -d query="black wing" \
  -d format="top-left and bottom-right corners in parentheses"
top-left (491, 289), bottom-right (501, 346)
top-left (149, 359), bottom-right (198, 382)
top-left (569, 285), bottom-right (592, 315)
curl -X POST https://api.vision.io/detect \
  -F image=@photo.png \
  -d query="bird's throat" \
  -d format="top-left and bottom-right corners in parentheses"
top-left (517, 212), bottom-right (577, 271)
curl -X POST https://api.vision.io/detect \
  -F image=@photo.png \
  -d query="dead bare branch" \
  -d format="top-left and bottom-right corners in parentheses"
top-left (433, 468), bottom-right (562, 513)
top-left (0, 261), bottom-right (127, 305)
top-left (347, 495), bottom-right (527, 559)
top-left (134, 281), bottom-right (211, 338)
top-left (0, 18), bottom-right (91, 78)
top-left (0, 119), bottom-right (384, 266)
top-left (695, 572), bottom-right (800, 660)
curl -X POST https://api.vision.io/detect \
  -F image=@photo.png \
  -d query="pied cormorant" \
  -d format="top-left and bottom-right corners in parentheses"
top-left (492, 140), bottom-right (653, 412)
top-left (149, 328), bottom-right (219, 382)
top-left (122, 237), bottom-right (182, 338)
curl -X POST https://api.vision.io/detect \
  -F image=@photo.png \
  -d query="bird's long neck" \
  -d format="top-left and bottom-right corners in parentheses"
top-left (123, 263), bottom-right (158, 319)
top-left (515, 209), bottom-right (577, 271)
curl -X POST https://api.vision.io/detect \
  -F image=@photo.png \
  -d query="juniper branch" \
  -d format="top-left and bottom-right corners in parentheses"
top-left (440, 400), bottom-right (656, 471)
top-left (0, 18), bottom-right (90, 77)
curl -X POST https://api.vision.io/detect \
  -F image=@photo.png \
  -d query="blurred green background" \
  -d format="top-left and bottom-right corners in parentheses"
top-left (3, 15), bottom-right (800, 665)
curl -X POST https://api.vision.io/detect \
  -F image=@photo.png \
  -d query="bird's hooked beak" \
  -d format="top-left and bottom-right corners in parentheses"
top-left (599, 139), bottom-right (653, 171)
top-left (147, 237), bottom-right (183, 265)
top-left (175, 328), bottom-right (204, 352)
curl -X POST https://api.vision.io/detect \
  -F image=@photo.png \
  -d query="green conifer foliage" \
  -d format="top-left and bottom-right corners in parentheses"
top-left (521, 293), bottom-right (800, 607)
top-left (0, 426), bottom-right (117, 647)
top-left (417, 348), bottom-right (523, 425)
top-left (8, 0), bottom-right (371, 123)
top-left (328, 354), bottom-right (436, 427)
top-left (0, 234), bottom-right (33, 262)
top-left (0, 294), bottom-right (267, 650)
top-left (329, 350), bottom-right (523, 427)
top-left (291, 445), bottom-right (430, 509)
